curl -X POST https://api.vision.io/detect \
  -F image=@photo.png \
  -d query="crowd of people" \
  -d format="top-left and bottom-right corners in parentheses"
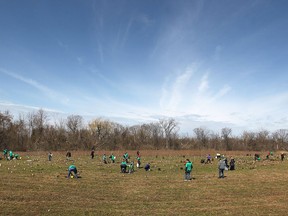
top-left (2, 148), bottom-right (286, 181)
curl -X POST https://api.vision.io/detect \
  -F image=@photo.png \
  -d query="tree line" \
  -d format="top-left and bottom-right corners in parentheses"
top-left (0, 109), bottom-right (288, 151)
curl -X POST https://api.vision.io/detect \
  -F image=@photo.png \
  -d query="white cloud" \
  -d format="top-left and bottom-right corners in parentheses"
top-left (121, 17), bottom-right (134, 48)
top-left (160, 66), bottom-right (195, 114)
top-left (0, 68), bottom-right (69, 105)
top-left (1, 68), bottom-right (55, 96)
top-left (210, 84), bottom-right (231, 102)
top-left (0, 101), bottom-right (62, 114)
top-left (198, 73), bottom-right (209, 92)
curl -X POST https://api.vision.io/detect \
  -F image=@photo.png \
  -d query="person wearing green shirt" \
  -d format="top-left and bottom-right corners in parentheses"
top-left (3, 149), bottom-right (8, 159)
top-left (8, 151), bottom-right (14, 160)
top-left (109, 153), bottom-right (115, 163)
top-left (120, 159), bottom-right (127, 173)
top-left (123, 152), bottom-right (129, 162)
top-left (14, 154), bottom-right (20, 160)
top-left (67, 165), bottom-right (78, 179)
top-left (128, 161), bottom-right (134, 174)
top-left (136, 156), bottom-right (141, 168)
top-left (184, 159), bottom-right (193, 181)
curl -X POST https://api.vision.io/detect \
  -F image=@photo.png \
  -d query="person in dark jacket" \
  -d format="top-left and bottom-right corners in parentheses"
top-left (229, 157), bottom-right (235, 170)
top-left (66, 151), bottom-right (72, 160)
top-left (144, 163), bottom-right (151, 171)
top-left (91, 149), bottom-right (95, 159)
top-left (281, 153), bottom-right (285, 161)
top-left (120, 159), bottom-right (127, 173)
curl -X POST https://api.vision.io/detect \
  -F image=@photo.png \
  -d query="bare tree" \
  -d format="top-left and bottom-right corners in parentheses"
top-left (88, 118), bottom-right (116, 149)
top-left (0, 111), bottom-right (13, 149)
top-left (66, 115), bottom-right (83, 134)
top-left (66, 115), bottom-right (83, 149)
top-left (241, 131), bottom-right (256, 151)
top-left (210, 132), bottom-right (221, 150)
top-left (148, 122), bottom-right (162, 149)
top-left (159, 118), bottom-right (178, 149)
top-left (221, 127), bottom-right (232, 150)
top-left (193, 127), bottom-right (210, 149)
top-left (256, 130), bottom-right (270, 150)
top-left (13, 114), bottom-right (29, 151)
top-left (25, 109), bottom-right (49, 150)
top-left (272, 129), bottom-right (288, 150)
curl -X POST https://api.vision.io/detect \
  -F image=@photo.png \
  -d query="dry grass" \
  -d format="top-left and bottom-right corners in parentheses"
top-left (1, 150), bottom-right (288, 215)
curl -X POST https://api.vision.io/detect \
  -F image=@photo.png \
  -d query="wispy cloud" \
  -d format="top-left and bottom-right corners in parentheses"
top-left (0, 68), bottom-right (69, 105)
top-left (149, 2), bottom-right (203, 60)
top-left (121, 17), bottom-right (134, 48)
top-left (158, 67), bottom-right (233, 124)
top-left (0, 101), bottom-right (62, 113)
top-left (97, 41), bottom-right (104, 63)
top-left (198, 73), bottom-right (209, 92)
top-left (73, 94), bottom-right (156, 122)
top-left (210, 84), bottom-right (231, 102)
top-left (56, 38), bottom-right (68, 49)
top-left (160, 66), bottom-right (195, 113)
top-left (137, 14), bottom-right (154, 26)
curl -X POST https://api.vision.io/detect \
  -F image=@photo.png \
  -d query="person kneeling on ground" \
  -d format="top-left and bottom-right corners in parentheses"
top-left (128, 161), bottom-right (134, 174)
top-left (14, 153), bottom-right (20, 160)
top-left (144, 163), bottom-right (151, 171)
top-left (184, 159), bottom-right (193, 181)
top-left (120, 159), bottom-right (127, 173)
top-left (67, 165), bottom-right (78, 179)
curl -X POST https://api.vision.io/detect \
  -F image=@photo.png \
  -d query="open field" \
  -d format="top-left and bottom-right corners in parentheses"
top-left (1, 150), bottom-right (288, 215)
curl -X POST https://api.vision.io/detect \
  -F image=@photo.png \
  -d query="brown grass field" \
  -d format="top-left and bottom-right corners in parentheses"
top-left (1, 150), bottom-right (288, 215)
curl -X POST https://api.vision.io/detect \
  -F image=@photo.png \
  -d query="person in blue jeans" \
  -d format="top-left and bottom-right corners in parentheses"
top-left (67, 165), bottom-right (78, 178)
top-left (184, 159), bottom-right (193, 181)
top-left (120, 159), bottom-right (127, 173)
top-left (218, 156), bottom-right (226, 178)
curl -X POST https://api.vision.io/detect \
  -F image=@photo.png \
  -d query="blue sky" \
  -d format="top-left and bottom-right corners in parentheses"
top-left (1, 0), bottom-right (288, 135)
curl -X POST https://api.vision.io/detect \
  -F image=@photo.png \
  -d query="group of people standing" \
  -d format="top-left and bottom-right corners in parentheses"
top-left (90, 148), bottom-right (116, 164)
top-left (218, 155), bottom-right (235, 178)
